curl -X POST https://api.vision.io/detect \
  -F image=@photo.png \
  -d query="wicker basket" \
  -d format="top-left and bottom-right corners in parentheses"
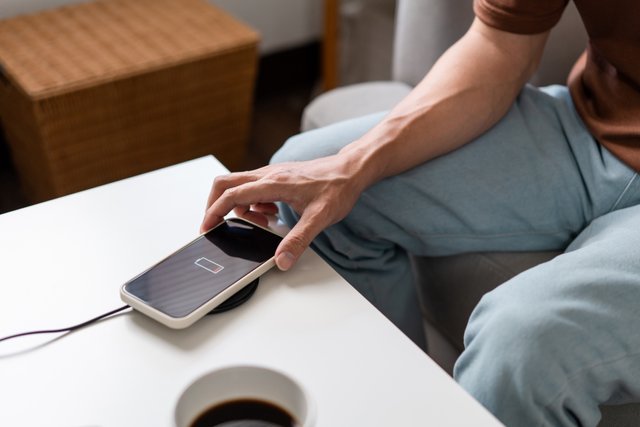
top-left (0, 0), bottom-right (259, 201)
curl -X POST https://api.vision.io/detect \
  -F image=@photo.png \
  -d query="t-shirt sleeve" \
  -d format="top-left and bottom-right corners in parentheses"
top-left (474, 0), bottom-right (569, 34)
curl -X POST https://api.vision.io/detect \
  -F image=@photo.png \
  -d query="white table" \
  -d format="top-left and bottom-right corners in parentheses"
top-left (0, 156), bottom-right (503, 426)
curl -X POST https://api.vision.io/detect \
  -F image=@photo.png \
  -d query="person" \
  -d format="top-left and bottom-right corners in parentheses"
top-left (201, 0), bottom-right (640, 425)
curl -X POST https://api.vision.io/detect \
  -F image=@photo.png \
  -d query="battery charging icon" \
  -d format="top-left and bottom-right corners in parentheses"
top-left (194, 257), bottom-right (224, 274)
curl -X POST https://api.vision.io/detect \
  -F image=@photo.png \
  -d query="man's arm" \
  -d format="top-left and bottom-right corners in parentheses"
top-left (339, 18), bottom-right (550, 183)
top-left (201, 18), bottom-right (550, 270)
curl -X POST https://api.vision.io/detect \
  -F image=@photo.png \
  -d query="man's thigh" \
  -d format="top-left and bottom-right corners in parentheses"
top-left (274, 86), bottom-right (637, 257)
top-left (329, 86), bottom-right (636, 257)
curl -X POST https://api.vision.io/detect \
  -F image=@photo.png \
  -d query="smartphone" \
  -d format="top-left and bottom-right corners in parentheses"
top-left (120, 218), bottom-right (283, 329)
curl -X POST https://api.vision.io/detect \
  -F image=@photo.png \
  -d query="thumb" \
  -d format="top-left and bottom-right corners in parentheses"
top-left (275, 212), bottom-right (324, 271)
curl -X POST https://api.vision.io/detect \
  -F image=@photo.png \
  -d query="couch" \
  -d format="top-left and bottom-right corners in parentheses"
top-left (301, 0), bottom-right (640, 425)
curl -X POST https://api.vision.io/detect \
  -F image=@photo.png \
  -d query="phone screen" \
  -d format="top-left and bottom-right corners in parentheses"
top-left (124, 218), bottom-right (282, 318)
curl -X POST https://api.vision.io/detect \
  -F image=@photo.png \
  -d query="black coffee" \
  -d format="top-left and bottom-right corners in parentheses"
top-left (189, 399), bottom-right (299, 427)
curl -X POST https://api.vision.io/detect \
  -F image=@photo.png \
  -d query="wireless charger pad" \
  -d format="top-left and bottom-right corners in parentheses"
top-left (206, 278), bottom-right (259, 315)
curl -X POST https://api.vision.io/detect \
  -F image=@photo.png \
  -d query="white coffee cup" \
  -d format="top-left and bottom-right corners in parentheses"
top-left (175, 365), bottom-right (315, 427)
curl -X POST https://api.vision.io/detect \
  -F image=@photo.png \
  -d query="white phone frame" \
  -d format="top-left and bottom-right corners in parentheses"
top-left (120, 218), bottom-right (281, 329)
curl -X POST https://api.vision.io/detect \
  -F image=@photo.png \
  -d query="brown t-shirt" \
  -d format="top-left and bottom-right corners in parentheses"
top-left (474, 0), bottom-right (640, 171)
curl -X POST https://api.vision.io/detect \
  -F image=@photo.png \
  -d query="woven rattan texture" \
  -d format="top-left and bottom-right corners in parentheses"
top-left (0, 0), bottom-right (258, 201)
top-left (0, 0), bottom-right (258, 99)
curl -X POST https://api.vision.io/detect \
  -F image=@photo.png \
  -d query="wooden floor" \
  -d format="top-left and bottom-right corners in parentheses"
top-left (0, 138), bottom-right (25, 214)
top-left (0, 43), bottom-right (320, 215)
top-left (244, 42), bottom-right (320, 170)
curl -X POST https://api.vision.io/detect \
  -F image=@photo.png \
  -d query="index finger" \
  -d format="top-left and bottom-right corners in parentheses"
top-left (207, 180), bottom-right (285, 220)
top-left (207, 173), bottom-right (258, 211)
top-left (202, 180), bottom-right (282, 232)
top-left (200, 173), bottom-right (255, 233)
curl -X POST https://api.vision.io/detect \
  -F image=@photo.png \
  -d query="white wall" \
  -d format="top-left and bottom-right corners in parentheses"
top-left (213, 0), bottom-right (322, 53)
top-left (0, 0), bottom-right (322, 54)
top-left (0, 0), bottom-right (86, 16)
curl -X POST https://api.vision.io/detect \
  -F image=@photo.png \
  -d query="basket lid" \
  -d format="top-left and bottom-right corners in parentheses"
top-left (0, 0), bottom-right (259, 99)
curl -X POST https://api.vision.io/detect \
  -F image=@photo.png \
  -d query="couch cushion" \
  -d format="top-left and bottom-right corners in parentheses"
top-left (411, 251), bottom-right (561, 351)
top-left (301, 81), bottom-right (411, 131)
top-left (599, 404), bottom-right (640, 427)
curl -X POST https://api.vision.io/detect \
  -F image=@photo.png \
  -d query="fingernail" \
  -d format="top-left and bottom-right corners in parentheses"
top-left (276, 252), bottom-right (295, 271)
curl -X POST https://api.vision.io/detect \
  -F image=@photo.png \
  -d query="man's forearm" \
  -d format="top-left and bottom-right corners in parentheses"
top-left (339, 19), bottom-right (550, 190)
top-left (201, 19), bottom-right (552, 270)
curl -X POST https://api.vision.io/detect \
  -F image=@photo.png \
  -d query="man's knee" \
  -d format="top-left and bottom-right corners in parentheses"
top-left (270, 127), bottom-right (345, 165)
top-left (270, 133), bottom-right (312, 165)
top-left (454, 285), bottom-right (586, 426)
top-left (271, 112), bottom-right (387, 165)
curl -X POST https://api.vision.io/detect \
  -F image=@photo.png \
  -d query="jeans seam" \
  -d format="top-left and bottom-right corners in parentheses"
top-left (608, 173), bottom-right (639, 212)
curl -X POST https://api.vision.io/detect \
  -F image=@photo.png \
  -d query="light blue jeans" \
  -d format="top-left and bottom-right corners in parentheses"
top-left (271, 85), bottom-right (640, 427)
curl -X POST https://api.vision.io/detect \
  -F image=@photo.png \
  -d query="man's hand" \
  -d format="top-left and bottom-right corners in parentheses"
top-left (201, 18), bottom-right (550, 272)
top-left (201, 154), bottom-right (366, 271)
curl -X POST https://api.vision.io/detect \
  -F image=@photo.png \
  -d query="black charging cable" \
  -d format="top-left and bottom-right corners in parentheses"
top-left (1, 279), bottom-right (260, 344)
top-left (0, 304), bottom-right (131, 343)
